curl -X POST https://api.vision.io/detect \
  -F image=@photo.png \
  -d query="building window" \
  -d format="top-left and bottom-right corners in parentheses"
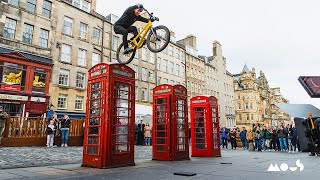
top-left (176, 50), bottom-right (180, 59)
top-left (78, 48), bottom-right (87, 66)
top-left (157, 76), bottom-right (161, 84)
top-left (22, 24), bottom-right (34, 44)
top-left (169, 46), bottom-right (173, 56)
top-left (181, 65), bottom-right (185, 78)
top-left (157, 57), bottom-right (161, 70)
top-left (93, 28), bottom-right (100, 45)
top-left (141, 68), bottom-right (147, 81)
top-left (239, 114), bottom-right (242, 121)
top-left (80, 22), bottom-right (88, 40)
top-left (141, 88), bottom-right (147, 101)
top-left (75, 96), bottom-right (84, 110)
top-left (238, 103), bottom-right (241, 110)
top-left (92, 53), bottom-right (100, 66)
top-left (246, 114), bottom-right (250, 121)
top-left (150, 52), bottom-right (155, 64)
top-left (63, 17), bottom-right (73, 36)
top-left (26, 0), bottom-right (36, 13)
top-left (245, 103), bottom-right (249, 109)
top-left (73, 0), bottom-right (90, 12)
top-left (32, 68), bottom-right (46, 93)
top-left (163, 78), bottom-right (168, 83)
top-left (42, 0), bottom-right (52, 18)
top-left (4, 18), bottom-right (17, 39)
top-left (162, 59), bottom-right (168, 72)
top-left (61, 44), bottom-right (71, 63)
top-left (251, 114), bottom-right (254, 120)
top-left (169, 62), bottom-right (174, 74)
top-left (142, 48), bottom-right (147, 61)
top-left (149, 70), bottom-right (154, 81)
top-left (39, 29), bottom-right (49, 48)
top-left (59, 69), bottom-right (69, 86)
top-left (73, 0), bottom-right (80, 8)
top-left (8, 0), bottom-right (19, 6)
top-left (112, 36), bottom-right (119, 51)
top-left (170, 80), bottom-right (174, 84)
top-left (133, 64), bottom-right (138, 79)
top-left (176, 64), bottom-right (180, 76)
top-left (58, 94), bottom-right (68, 109)
top-left (76, 72), bottom-right (86, 88)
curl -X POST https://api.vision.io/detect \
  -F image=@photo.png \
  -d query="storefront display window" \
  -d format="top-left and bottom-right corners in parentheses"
top-left (1, 62), bottom-right (26, 91)
top-left (32, 68), bottom-right (46, 93)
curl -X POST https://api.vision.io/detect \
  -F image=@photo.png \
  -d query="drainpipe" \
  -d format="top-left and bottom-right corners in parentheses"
top-left (101, 20), bottom-right (104, 62)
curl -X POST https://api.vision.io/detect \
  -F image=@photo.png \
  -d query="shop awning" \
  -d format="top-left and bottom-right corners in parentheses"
top-left (0, 46), bottom-right (52, 65)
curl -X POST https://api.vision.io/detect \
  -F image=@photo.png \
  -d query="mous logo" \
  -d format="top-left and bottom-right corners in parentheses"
top-left (267, 159), bottom-right (304, 172)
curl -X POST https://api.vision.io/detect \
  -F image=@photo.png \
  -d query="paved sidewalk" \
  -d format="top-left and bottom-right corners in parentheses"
top-left (0, 150), bottom-right (318, 180)
top-left (0, 146), bottom-right (152, 169)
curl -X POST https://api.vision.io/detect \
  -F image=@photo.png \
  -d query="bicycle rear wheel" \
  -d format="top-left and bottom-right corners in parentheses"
top-left (116, 43), bottom-right (136, 64)
top-left (147, 25), bottom-right (170, 53)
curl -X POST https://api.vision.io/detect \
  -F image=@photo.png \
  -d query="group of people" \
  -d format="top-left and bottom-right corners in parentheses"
top-left (46, 113), bottom-right (71, 148)
top-left (220, 123), bottom-right (300, 153)
top-left (135, 120), bottom-right (152, 146)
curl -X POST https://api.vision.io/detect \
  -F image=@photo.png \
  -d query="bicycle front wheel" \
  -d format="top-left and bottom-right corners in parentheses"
top-left (147, 25), bottom-right (170, 53)
top-left (116, 43), bottom-right (136, 64)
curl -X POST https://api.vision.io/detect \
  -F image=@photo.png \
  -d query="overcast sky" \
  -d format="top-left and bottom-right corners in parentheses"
top-left (96, 0), bottom-right (320, 109)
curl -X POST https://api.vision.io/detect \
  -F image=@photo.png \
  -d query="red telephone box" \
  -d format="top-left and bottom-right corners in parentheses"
top-left (82, 63), bottom-right (135, 168)
top-left (152, 84), bottom-right (189, 161)
top-left (190, 96), bottom-right (221, 157)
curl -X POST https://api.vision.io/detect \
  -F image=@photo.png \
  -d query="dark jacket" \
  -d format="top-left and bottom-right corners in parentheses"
top-left (61, 118), bottom-right (71, 129)
top-left (261, 129), bottom-right (270, 139)
top-left (46, 124), bottom-right (57, 135)
top-left (254, 130), bottom-right (261, 140)
top-left (115, 5), bottom-right (149, 29)
top-left (277, 128), bottom-right (288, 138)
top-left (240, 131), bottom-right (247, 140)
top-left (271, 130), bottom-right (277, 140)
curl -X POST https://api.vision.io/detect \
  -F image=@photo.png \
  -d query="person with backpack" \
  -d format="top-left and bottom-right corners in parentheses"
top-left (254, 127), bottom-right (262, 151)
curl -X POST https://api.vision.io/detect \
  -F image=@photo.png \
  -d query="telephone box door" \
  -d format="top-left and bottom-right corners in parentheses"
top-left (153, 96), bottom-right (171, 160)
top-left (174, 96), bottom-right (189, 160)
top-left (83, 79), bottom-right (106, 167)
top-left (110, 80), bottom-right (135, 166)
top-left (211, 105), bottom-right (221, 156)
top-left (192, 106), bottom-right (207, 152)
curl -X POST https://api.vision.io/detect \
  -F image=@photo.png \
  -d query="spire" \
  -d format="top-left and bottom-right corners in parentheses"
top-left (242, 63), bottom-right (250, 73)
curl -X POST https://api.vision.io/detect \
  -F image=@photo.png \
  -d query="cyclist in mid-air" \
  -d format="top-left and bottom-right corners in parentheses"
top-left (114, 4), bottom-right (149, 54)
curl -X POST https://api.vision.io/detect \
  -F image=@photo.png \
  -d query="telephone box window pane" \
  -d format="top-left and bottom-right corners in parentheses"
top-left (116, 108), bottom-right (129, 117)
top-left (116, 82), bottom-right (129, 91)
top-left (156, 138), bottom-right (165, 144)
top-left (155, 124), bottom-right (165, 130)
top-left (90, 108), bottom-right (100, 116)
top-left (117, 118), bottom-right (128, 125)
top-left (156, 98), bottom-right (166, 104)
top-left (91, 100), bottom-right (100, 107)
top-left (87, 146), bottom-right (99, 155)
top-left (89, 118), bottom-right (99, 125)
top-left (91, 82), bottom-right (101, 90)
top-left (116, 99), bottom-right (129, 108)
top-left (89, 127), bottom-right (99, 135)
top-left (88, 137), bottom-right (99, 144)
top-left (155, 145), bottom-right (166, 152)
top-left (91, 91), bottom-right (101, 99)
top-left (116, 126), bottom-right (128, 135)
top-left (115, 145), bottom-right (127, 153)
top-left (156, 111), bottom-right (165, 118)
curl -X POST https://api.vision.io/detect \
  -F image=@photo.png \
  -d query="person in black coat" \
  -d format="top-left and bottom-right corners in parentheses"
top-left (60, 115), bottom-right (71, 147)
top-left (137, 120), bottom-right (145, 145)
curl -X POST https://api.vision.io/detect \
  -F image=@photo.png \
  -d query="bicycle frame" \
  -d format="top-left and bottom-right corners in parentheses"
top-left (130, 21), bottom-right (153, 48)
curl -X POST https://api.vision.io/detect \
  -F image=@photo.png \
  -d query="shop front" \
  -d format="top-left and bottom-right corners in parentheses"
top-left (0, 47), bottom-right (52, 117)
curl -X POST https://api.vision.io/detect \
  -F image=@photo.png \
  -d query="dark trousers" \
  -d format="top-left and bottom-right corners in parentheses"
top-left (114, 25), bottom-right (138, 49)
top-left (270, 139), bottom-right (277, 150)
top-left (231, 138), bottom-right (237, 149)
top-left (138, 132), bottom-right (144, 145)
top-left (135, 132), bottom-right (139, 145)
top-left (222, 138), bottom-right (228, 148)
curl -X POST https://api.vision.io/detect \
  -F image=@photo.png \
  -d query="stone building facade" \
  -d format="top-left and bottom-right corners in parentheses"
top-left (233, 65), bottom-right (291, 129)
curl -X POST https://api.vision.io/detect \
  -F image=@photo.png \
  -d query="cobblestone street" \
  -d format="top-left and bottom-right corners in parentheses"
top-left (0, 146), bottom-right (152, 169)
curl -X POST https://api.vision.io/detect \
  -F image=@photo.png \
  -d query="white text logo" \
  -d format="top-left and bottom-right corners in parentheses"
top-left (267, 159), bottom-right (304, 172)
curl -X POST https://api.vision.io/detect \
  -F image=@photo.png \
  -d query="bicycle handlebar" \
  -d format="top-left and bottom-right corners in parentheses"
top-left (145, 9), bottom-right (159, 22)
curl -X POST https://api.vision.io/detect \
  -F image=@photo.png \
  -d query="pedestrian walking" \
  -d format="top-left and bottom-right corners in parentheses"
top-left (240, 127), bottom-right (247, 150)
top-left (0, 106), bottom-right (8, 147)
top-left (230, 128), bottom-right (237, 150)
top-left (138, 120), bottom-right (145, 145)
top-left (144, 122), bottom-right (151, 146)
top-left (46, 120), bottom-right (57, 147)
top-left (254, 127), bottom-right (262, 151)
top-left (60, 115), bottom-right (71, 147)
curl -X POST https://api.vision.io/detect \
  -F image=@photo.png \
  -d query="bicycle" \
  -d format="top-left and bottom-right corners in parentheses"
top-left (116, 11), bottom-right (171, 64)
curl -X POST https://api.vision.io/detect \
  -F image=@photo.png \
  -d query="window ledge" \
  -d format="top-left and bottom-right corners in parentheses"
top-left (78, 37), bottom-right (89, 43)
top-left (60, 61), bottom-right (72, 65)
top-left (75, 109), bottom-right (84, 111)
top-left (75, 87), bottom-right (86, 91)
top-left (57, 108), bottom-right (67, 110)
top-left (58, 85), bottom-right (72, 89)
top-left (63, 34), bottom-right (74, 38)
top-left (77, 65), bottom-right (88, 69)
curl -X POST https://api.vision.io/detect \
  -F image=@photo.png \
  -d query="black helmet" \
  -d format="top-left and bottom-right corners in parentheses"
top-left (136, 4), bottom-right (144, 11)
